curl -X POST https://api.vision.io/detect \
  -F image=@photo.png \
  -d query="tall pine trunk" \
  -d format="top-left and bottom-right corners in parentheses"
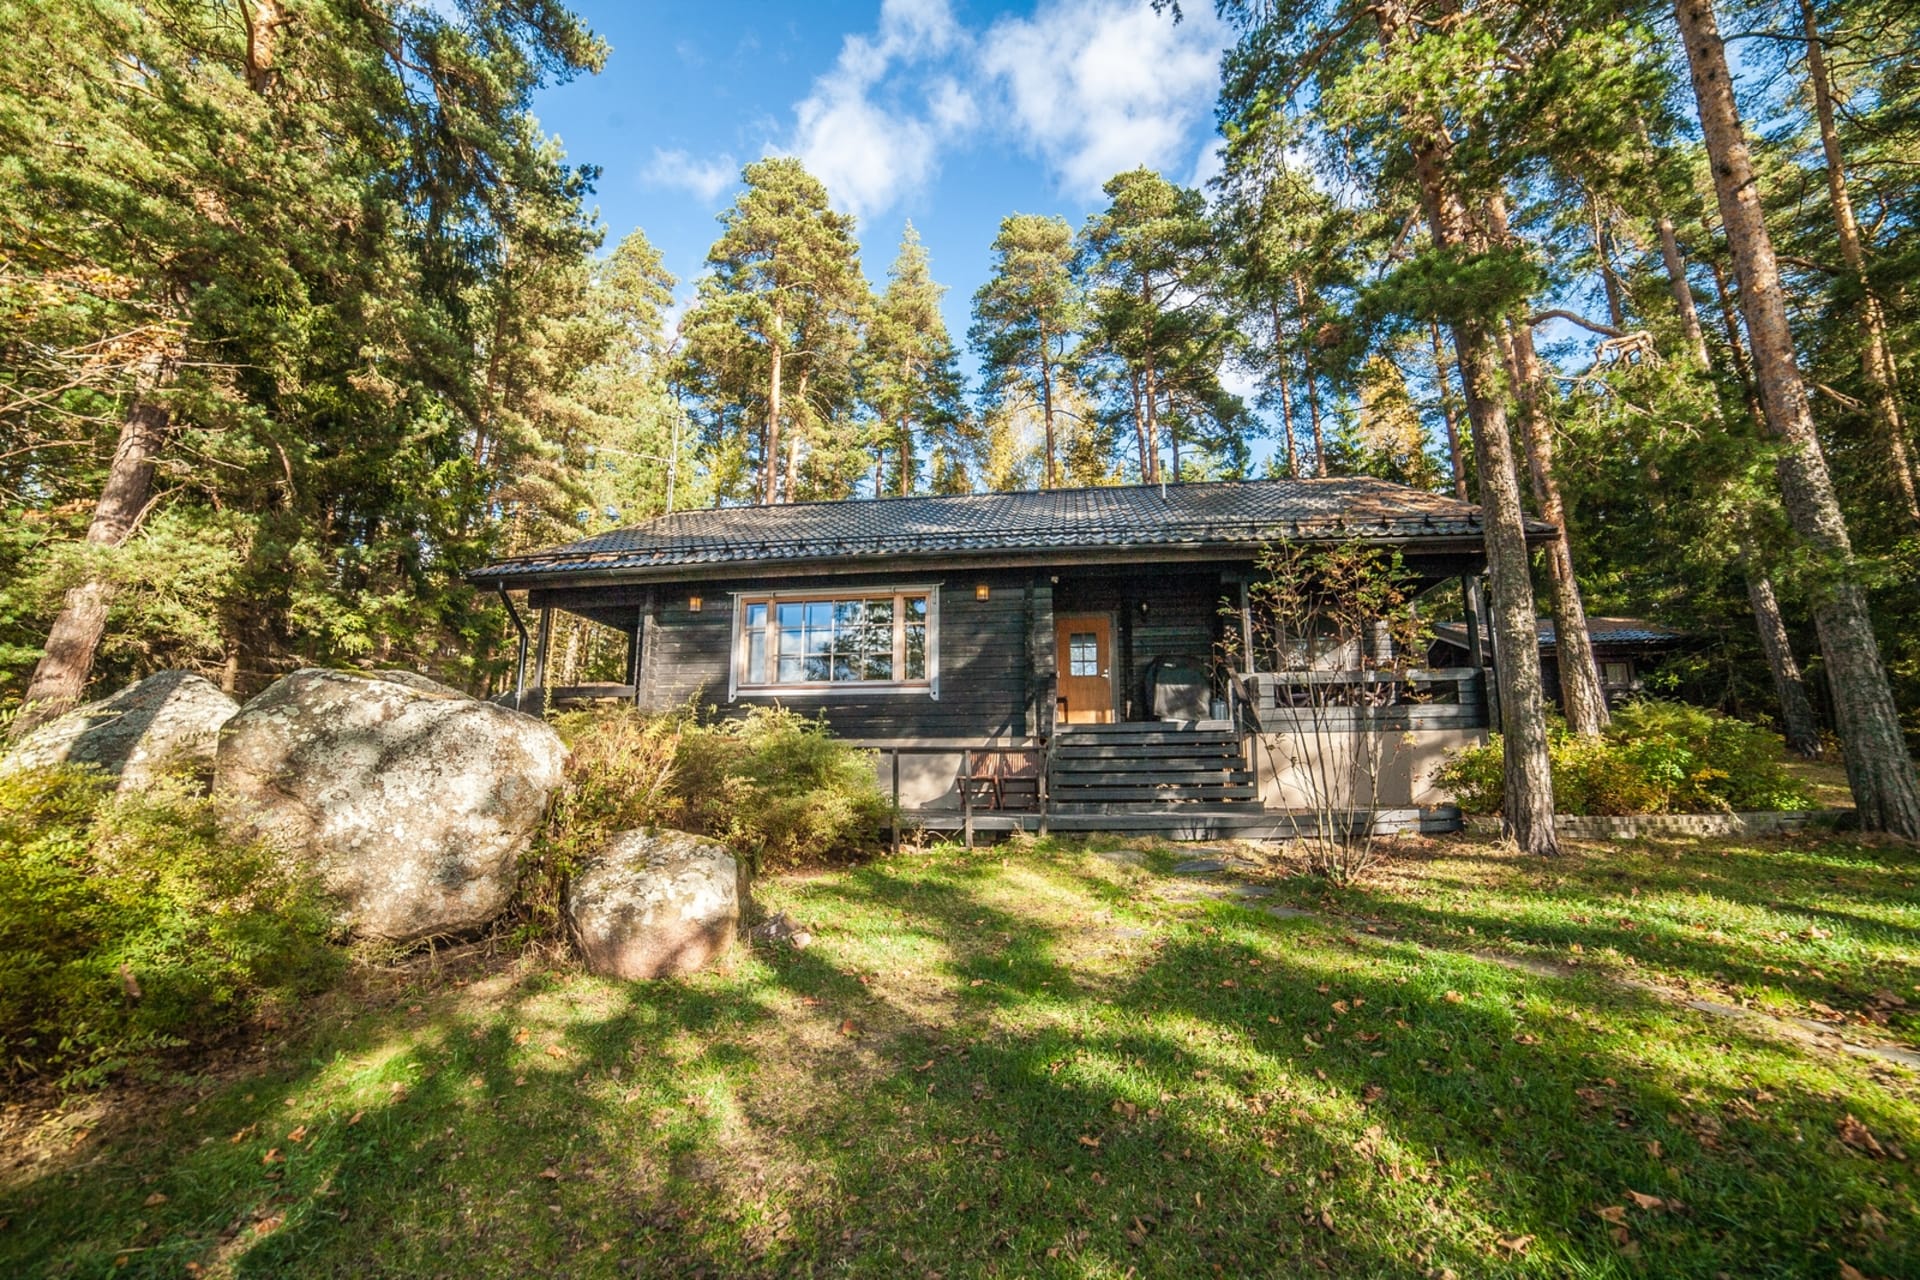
top-left (1799, 0), bottom-right (1920, 524)
top-left (1431, 322), bottom-right (1471, 501)
top-left (15, 361), bottom-right (174, 733)
top-left (1744, 564), bottom-right (1824, 757)
top-left (785, 366), bottom-right (809, 500)
top-left (1293, 275), bottom-right (1327, 476)
top-left (1274, 300), bottom-right (1300, 478)
top-left (1655, 214), bottom-right (1713, 369)
top-left (1677, 0), bottom-right (1920, 837)
top-left (1665, 203), bottom-right (1823, 756)
top-left (764, 338), bottom-right (784, 504)
top-left (1379, 0), bottom-right (1556, 854)
top-left (1506, 318), bottom-right (1611, 734)
top-left (1039, 322), bottom-right (1058, 489)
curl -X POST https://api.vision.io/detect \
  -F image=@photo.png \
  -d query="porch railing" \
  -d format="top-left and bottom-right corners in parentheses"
top-left (1239, 667), bottom-right (1488, 731)
top-left (875, 743), bottom-right (1051, 852)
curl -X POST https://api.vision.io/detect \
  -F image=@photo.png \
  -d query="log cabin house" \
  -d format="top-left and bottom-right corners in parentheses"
top-left (471, 477), bottom-right (1552, 839)
top-left (1429, 616), bottom-right (1693, 709)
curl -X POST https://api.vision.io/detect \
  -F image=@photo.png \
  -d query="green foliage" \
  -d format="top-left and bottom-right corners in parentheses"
top-left (679, 157), bottom-right (870, 505)
top-left (0, 766), bottom-right (339, 1087)
top-left (673, 706), bottom-right (892, 873)
top-left (0, 0), bottom-right (608, 702)
top-left (1440, 701), bottom-right (1815, 816)
top-left (519, 705), bottom-right (890, 938)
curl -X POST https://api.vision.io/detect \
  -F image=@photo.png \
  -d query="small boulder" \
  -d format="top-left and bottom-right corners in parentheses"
top-left (214, 668), bottom-right (567, 942)
top-left (569, 829), bottom-right (741, 979)
top-left (2, 671), bottom-right (238, 790)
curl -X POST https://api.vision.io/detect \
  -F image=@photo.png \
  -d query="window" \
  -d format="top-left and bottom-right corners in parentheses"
top-left (736, 589), bottom-right (934, 690)
top-left (1068, 632), bottom-right (1099, 676)
top-left (1602, 661), bottom-right (1633, 687)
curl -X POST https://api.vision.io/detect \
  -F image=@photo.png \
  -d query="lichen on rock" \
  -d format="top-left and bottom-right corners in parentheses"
top-left (214, 668), bottom-right (568, 942)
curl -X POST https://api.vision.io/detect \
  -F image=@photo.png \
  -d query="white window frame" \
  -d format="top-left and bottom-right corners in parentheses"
top-left (727, 585), bottom-right (940, 700)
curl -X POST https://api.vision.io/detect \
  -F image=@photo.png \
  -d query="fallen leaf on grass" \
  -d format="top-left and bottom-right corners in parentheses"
top-left (839, 1019), bottom-right (859, 1037)
top-left (143, 1193), bottom-right (168, 1207)
top-left (513, 1027), bottom-right (530, 1045)
top-left (286, 1126), bottom-right (307, 1144)
top-left (1839, 1115), bottom-right (1888, 1157)
top-left (261, 1148), bottom-right (283, 1166)
top-left (1443, 991), bottom-right (1465, 1004)
top-left (1838, 1265), bottom-right (1871, 1280)
top-left (346, 1111), bottom-right (364, 1126)
top-left (1077, 1134), bottom-right (1102, 1148)
top-left (1512, 1032), bottom-right (1540, 1046)
top-left (539, 1167), bottom-right (560, 1180)
top-left (1595, 1205), bottom-right (1627, 1224)
top-left (1627, 1190), bottom-right (1664, 1211)
top-left (544, 1044), bottom-right (566, 1059)
top-left (1493, 1234), bottom-right (1533, 1257)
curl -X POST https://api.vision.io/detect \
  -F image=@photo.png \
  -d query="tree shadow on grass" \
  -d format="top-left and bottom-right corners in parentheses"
top-left (1286, 839), bottom-right (1920, 1035)
top-left (3, 848), bottom-right (1917, 1278)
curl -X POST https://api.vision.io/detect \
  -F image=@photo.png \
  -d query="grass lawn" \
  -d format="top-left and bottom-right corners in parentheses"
top-left (3, 832), bottom-right (1917, 1278)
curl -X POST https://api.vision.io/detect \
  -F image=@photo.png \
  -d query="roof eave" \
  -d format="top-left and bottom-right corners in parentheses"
top-left (469, 532), bottom-right (1498, 592)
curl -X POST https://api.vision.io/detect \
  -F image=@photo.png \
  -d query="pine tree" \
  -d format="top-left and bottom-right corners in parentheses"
top-left (970, 215), bottom-right (1082, 490)
top-left (687, 157), bottom-right (865, 506)
top-left (1673, 0), bottom-right (1920, 837)
top-left (862, 224), bottom-right (971, 496)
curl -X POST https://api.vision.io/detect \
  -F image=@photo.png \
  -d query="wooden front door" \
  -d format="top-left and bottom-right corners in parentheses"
top-left (1055, 615), bottom-right (1114, 724)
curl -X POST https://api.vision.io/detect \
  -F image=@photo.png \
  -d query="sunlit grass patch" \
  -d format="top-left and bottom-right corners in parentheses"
top-left (3, 834), bottom-right (1916, 1278)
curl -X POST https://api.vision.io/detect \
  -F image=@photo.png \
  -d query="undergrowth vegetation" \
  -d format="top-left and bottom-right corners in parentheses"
top-left (0, 765), bottom-right (339, 1088)
top-left (516, 705), bottom-right (890, 938)
top-left (1439, 700), bottom-right (1815, 816)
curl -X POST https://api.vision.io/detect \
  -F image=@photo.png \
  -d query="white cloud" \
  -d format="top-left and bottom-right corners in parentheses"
top-left (777, 0), bottom-right (1230, 217)
top-left (787, 0), bottom-right (969, 216)
top-left (980, 0), bottom-right (1230, 198)
top-left (644, 148), bottom-right (738, 203)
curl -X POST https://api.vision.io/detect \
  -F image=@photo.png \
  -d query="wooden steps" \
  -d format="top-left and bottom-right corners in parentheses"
top-left (1047, 723), bottom-right (1258, 814)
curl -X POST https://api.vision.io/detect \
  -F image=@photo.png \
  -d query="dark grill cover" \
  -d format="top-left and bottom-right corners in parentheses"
top-left (1146, 658), bottom-right (1210, 722)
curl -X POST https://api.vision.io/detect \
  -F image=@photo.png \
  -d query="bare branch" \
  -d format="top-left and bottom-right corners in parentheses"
top-left (1527, 309), bottom-right (1624, 339)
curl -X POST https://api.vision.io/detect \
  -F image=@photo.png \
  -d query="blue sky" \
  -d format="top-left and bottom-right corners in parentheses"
top-left (529, 0), bottom-right (1237, 368)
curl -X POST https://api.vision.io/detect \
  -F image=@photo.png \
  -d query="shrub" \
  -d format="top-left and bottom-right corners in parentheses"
top-left (0, 765), bottom-right (340, 1087)
top-left (520, 705), bottom-right (892, 933)
top-left (1437, 700), bottom-right (1814, 817)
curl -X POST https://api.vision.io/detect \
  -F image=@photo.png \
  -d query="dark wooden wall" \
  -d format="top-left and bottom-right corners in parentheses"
top-left (527, 558), bottom-right (1501, 738)
top-left (533, 568), bottom-right (1049, 741)
top-left (1055, 570), bottom-right (1236, 721)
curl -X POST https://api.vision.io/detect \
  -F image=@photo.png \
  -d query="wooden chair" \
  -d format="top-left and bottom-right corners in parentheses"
top-left (997, 752), bottom-right (1041, 811)
top-left (962, 752), bottom-right (1002, 810)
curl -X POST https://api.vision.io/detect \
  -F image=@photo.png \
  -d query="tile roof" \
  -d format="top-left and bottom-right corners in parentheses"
top-left (472, 477), bottom-right (1540, 586)
top-left (1432, 616), bottom-right (1692, 653)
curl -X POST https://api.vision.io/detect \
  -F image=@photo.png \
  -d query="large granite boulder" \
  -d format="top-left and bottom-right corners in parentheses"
top-left (214, 668), bottom-right (568, 942)
top-left (2, 671), bottom-right (238, 791)
top-left (569, 829), bottom-right (741, 979)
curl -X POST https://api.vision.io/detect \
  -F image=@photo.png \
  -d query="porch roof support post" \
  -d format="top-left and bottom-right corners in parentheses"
top-left (1030, 574), bottom-right (1056, 742)
top-left (531, 602), bottom-right (554, 720)
top-left (497, 584), bottom-right (530, 711)
top-left (961, 749), bottom-right (975, 850)
top-left (627, 602), bottom-right (644, 707)
top-left (1238, 577), bottom-right (1255, 675)
top-left (1464, 574), bottom-right (1499, 727)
